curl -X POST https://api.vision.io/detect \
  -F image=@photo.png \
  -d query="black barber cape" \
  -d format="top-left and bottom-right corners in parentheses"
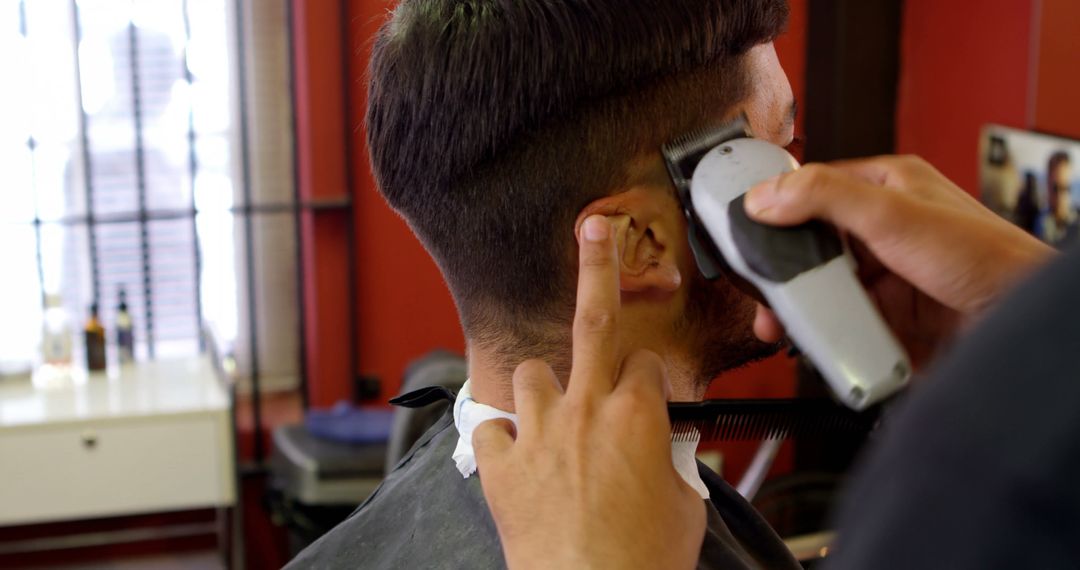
top-left (826, 244), bottom-right (1080, 569)
top-left (286, 407), bottom-right (800, 569)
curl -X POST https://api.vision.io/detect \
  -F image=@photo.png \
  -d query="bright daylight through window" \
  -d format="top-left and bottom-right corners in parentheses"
top-left (0, 0), bottom-right (239, 376)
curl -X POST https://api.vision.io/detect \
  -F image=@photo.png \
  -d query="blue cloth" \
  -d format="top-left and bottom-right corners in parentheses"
top-left (305, 402), bottom-right (394, 444)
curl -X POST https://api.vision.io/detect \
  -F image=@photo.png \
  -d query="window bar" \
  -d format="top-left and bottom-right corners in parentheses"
top-left (70, 0), bottom-right (101, 306)
top-left (234, 0), bottom-right (265, 462)
top-left (126, 19), bottom-right (156, 358)
top-left (30, 137), bottom-right (46, 307)
top-left (21, 0), bottom-right (46, 307)
top-left (285, 0), bottom-right (310, 409)
top-left (181, 0), bottom-right (206, 353)
top-left (338, 0), bottom-right (359, 400)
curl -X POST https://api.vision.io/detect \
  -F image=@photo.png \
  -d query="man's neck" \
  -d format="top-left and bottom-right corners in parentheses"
top-left (466, 342), bottom-right (705, 411)
top-left (467, 347), bottom-right (517, 412)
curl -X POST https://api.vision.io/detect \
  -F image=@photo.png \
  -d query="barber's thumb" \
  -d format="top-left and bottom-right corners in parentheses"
top-left (744, 175), bottom-right (785, 220)
top-left (753, 304), bottom-right (785, 343)
top-left (744, 169), bottom-right (829, 226)
top-left (472, 418), bottom-right (517, 467)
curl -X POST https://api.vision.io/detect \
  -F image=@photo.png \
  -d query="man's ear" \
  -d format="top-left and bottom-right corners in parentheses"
top-left (574, 187), bottom-right (682, 294)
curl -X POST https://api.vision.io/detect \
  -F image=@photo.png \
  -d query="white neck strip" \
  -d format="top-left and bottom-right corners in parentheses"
top-left (451, 380), bottom-right (710, 500)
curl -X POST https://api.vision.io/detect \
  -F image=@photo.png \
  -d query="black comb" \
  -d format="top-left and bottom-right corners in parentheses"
top-left (668, 399), bottom-right (879, 442)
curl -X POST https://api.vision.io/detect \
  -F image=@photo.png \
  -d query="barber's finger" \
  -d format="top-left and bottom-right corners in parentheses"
top-left (830, 155), bottom-right (977, 210)
top-left (743, 164), bottom-right (903, 243)
top-left (825, 156), bottom-right (899, 187)
top-left (511, 359), bottom-right (563, 433)
top-left (753, 304), bottom-right (784, 343)
top-left (472, 418), bottom-right (517, 470)
top-left (570, 215), bottom-right (621, 398)
top-left (613, 349), bottom-right (670, 403)
top-left (610, 350), bottom-right (674, 445)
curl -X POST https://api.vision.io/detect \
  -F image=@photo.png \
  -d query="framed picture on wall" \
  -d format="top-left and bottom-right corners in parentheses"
top-left (980, 124), bottom-right (1080, 247)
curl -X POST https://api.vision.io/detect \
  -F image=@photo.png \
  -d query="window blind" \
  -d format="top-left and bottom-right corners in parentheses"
top-left (0, 0), bottom-right (299, 396)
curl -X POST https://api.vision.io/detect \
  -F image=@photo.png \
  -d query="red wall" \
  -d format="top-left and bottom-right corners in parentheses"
top-left (895, 0), bottom-right (1035, 195)
top-left (1032, 0), bottom-right (1080, 138)
top-left (896, 0), bottom-right (1080, 194)
top-left (293, 0), bottom-right (355, 407)
top-left (346, 1), bottom-right (466, 406)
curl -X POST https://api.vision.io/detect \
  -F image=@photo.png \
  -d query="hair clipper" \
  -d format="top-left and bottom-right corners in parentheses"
top-left (662, 119), bottom-right (910, 410)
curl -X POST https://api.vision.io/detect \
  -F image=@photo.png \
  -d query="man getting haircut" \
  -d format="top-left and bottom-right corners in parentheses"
top-left (287, 0), bottom-right (801, 568)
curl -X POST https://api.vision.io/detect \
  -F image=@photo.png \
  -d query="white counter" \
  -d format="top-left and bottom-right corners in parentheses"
top-left (0, 356), bottom-right (235, 526)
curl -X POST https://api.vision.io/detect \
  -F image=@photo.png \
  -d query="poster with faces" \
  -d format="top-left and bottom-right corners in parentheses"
top-left (981, 124), bottom-right (1080, 248)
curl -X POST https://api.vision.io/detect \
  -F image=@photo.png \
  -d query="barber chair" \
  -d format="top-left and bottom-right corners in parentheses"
top-left (270, 350), bottom-right (467, 555)
top-left (384, 350), bottom-right (468, 471)
top-left (268, 422), bottom-right (387, 554)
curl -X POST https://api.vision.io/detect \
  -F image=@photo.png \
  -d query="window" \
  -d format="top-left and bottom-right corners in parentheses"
top-left (0, 0), bottom-right (298, 392)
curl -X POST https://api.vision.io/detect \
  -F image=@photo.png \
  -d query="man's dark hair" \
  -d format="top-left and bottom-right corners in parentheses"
top-left (367, 0), bottom-right (788, 361)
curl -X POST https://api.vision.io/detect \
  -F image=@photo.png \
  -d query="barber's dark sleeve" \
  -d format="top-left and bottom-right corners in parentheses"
top-left (825, 246), bottom-right (1080, 569)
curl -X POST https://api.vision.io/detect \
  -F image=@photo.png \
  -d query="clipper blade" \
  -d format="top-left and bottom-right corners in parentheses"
top-left (661, 116), bottom-right (752, 202)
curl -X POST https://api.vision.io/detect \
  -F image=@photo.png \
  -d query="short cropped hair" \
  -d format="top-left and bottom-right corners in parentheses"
top-left (367, 0), bottom-right (788, 355)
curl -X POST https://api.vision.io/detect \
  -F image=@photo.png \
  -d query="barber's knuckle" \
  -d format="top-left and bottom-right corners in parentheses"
top-left (471, 425), bottom-right (498, 456)
top-left (620, 350), bottom-right (668, 396)
top-left (895, 154), bottom-right (928, 174)
top-left (610, 384), bottom-right (658, 418)
top-left (639, 348), bottom-right (665, 369)
top-left (900, 153), bottom-right (925, 166)
top-left (772, 172), bottom-right (797, 197)
top-left (798, 163), bottom-right (825, 178)
top-left (576, 307), bottom-right (617, 334)
top-left (579, 245), bottom-right (613, 269)
top-left (564, 398), bottom-right (596, 427)
top-left (861, 189), bottom-right (901, 231)
top-left (625, 348), bottom-right (664, 374)
top-left (514, 359), bottom-right (552, 382)
top-left (472, 421), bottom-right (495, 444)
top-left (796, 164), bottom-right (832, 193)
top-left (513, 360), bottom-right (559, 402)
top-left (607, 393), bottom-right (640, 418)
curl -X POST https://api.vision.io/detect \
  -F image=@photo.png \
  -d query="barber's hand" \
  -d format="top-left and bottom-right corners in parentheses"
top-left (745, 155), bottom-right (1054, 367)
top-left (472, 216), bottom-right (706, 570)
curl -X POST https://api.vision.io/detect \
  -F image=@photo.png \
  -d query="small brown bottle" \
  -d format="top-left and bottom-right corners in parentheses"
top-left (84, 303), bottom-right (107, 372)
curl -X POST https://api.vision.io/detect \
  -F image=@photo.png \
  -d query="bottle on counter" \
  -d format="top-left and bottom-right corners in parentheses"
top-left (40, 293), bottom-right (73, 367)
top-left (115, 287), bottom-right (134, 365)
top-left (84, 303), bottom-right (107, 372)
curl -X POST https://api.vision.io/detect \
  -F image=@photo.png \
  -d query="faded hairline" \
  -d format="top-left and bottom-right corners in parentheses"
top-left (464, 59), bottom-right (756, 374)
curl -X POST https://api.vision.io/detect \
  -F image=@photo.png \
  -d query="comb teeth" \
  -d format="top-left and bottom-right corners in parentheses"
top-left (668, 399), bottom-right (878, 442)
